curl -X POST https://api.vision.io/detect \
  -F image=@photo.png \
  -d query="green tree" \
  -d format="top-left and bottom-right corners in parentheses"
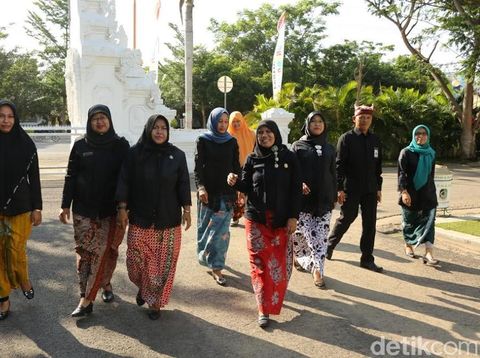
top-left (210, 0), bottom-right (339, 93)
top-left (25, 0), bottom-right (69, 124)
top-left (366, 0), bottom-right (480, 159)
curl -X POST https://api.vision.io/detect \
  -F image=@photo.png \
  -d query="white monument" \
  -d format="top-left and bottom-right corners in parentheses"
top-left (65, 0), bottom-right (175, 144)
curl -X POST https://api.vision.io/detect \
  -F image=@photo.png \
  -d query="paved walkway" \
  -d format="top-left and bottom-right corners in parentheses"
top-left (1, 144), bottom-right (479, 357)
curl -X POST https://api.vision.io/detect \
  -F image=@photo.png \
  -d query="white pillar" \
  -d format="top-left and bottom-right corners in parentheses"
top-left (261, 108), bottom-right (295, 146)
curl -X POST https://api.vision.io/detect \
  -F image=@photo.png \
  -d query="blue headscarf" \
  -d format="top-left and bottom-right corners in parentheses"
top-left (200, 107), bottom-right (233, 144)
top-left (407, 124), bottom-right (435, 190)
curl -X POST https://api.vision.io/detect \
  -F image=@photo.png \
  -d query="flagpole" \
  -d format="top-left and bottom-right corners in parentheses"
top-left (133, 0), bottom-right (137, 49)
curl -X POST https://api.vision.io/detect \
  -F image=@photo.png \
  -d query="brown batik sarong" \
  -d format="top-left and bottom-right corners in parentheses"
top-left (72, 214), bottom-right (125, 301)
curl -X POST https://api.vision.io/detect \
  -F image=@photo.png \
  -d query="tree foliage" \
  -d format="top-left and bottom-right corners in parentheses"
top-left (25, 0), bottom-right (69, 123)
top-left (366, 0), bottom-right (479, 159)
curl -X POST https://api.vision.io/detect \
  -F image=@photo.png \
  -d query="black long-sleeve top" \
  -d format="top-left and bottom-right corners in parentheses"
top-left (61, 137), bottom-right (130, 219)
top-left (336, 129), bottom-right (383, 195)
top-left (0, 151), bottom-right (42, 216)
top-left (115, 143), bottom-right (192, 230)
top-left (194, 137), bottom-right (241, 211)
top-left (397, 148), bottom-right (437, 211)
top-left (291, 140), bottom-right (337, 216)
top-left (234, 146), bottom-right (302, 228)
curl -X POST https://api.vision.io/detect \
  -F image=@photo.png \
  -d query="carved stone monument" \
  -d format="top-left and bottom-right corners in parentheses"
top-left (66, 0), bottom-right (175, 143)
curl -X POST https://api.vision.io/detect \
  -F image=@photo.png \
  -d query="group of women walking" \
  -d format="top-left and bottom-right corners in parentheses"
top-left (0, 98), bottom-right (440, 328)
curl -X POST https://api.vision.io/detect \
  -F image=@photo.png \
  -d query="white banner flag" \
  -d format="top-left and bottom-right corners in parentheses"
top-left (272, 12), bottom-right (286, 99)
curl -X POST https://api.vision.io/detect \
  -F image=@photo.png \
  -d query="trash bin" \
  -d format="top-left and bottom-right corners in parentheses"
top-left (434, 165), bottom-right (453, 210)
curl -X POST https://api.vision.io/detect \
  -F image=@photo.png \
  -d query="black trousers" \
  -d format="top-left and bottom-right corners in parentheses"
top-left (327, 192), bottom-right (377, 263)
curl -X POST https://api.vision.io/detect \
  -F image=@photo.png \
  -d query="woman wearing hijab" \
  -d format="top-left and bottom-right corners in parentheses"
top-left (60, 104), bottom-right (130, 317)
top-left (0, 99), bottom-right (42, 321)
top-left (194, 107), bottom-right (241, 286)
top-left (291, 111), bottom-right (336, 288)
top-left (227, 111), bottom-right (255, 227)
top-left (227, 120), bottom-right (302, 328)
top-left (398, 124), bottom-right (438, 266)
top-left (116, 114), bottom-right (191, 320)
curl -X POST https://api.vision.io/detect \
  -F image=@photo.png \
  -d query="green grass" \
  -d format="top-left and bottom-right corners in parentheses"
top-left (436, 221), bottom-right (480, 237)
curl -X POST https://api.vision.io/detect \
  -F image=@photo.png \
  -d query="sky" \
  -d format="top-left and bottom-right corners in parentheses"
top-left (4, 0), bottom-right (458, 70)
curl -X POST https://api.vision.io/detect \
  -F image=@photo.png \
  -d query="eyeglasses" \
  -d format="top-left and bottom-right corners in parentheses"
top-left (415, 131), bottom-right (427, 136)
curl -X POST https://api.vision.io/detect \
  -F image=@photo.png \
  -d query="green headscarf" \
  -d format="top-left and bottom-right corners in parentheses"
top-left (407, 124), bottom-right (435, 190)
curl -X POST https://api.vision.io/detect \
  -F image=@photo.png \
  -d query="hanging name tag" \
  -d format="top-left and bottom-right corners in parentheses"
top-left (374, 147), bottom-right (379, 158)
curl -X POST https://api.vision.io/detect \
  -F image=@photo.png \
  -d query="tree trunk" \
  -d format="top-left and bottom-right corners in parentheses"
top-left (184, 0), bottom-right (193, 129)
top-left (460, 81), bottom-right (476, 159)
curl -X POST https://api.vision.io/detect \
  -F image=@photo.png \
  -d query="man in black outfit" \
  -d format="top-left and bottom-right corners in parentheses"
top-left (326, 105), bottom-right (383, 272)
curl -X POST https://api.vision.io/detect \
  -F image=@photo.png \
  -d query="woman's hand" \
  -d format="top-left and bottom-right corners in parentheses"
top-left (401, 191), bottom-right (411, 207)
top-left (31, 210), bottom-right (42, 226)
top-left (117, 208), bottom-right (129, 230)
top-left (302, 182), bottom-right (311, 195)
top-left (227, 173), bottom-right (238, 186)
top-left (59, 208), bottom-right (70, 224)
top-left (337, 191), bottom-right (346, 205)
top-left (287, 218), bottom-right (297, 235)
top-left (182, 210), bottom-right (191, 231)
top-left (182, 206), bottom-right (191, 231)
top-left (198, 187), bottom-right (209, 204)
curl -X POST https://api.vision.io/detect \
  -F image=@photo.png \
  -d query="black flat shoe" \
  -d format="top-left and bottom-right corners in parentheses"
top-left (0, 301), bottom-right (10, 321)
top-left (136, 291), bottom-right (145, 306)
top-left (360, 261), bottom-right (383, 273)
top-left (23, 287), bottom-right (34, 300)
top-left (102, 290), bottom-right (114, 303)
top-left (147, 309), bottom-right (161, 320)
top-left (71, 302), bottom-right (93, 317)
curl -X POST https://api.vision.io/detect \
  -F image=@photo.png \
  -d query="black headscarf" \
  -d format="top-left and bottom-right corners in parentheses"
top-left (253, 119), bottom-right (283, 158)
top-left (0, 99), bottom-right (37, 209)
top-left (299, 111), bottom-right (328, 146)
top-left (85, 104), bottom-right (119, 147)
top-left (137, 114), bottom-right (172, 155)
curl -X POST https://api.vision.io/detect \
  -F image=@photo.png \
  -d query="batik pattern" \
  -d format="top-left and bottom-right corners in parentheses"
top-left (245, 213), bottom-right (291, 315)
top-left (0, 212), bottom-right (32, 298)
top-left (73, 214), bottom-right (125, 301)
top-left (197, 198), bottom-right (232, 269)
top-left (126, 224), bottom-right (181, 309)
top-left (292, 211), bottom-right (332, 276)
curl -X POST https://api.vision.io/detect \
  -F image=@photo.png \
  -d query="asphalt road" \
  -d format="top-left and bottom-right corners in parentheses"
top-left (1, 144), bottom-right (479, 357)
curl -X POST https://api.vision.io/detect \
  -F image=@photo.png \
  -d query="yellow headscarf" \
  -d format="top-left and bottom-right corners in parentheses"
top-left (227, 111), bottom-right (255, 166)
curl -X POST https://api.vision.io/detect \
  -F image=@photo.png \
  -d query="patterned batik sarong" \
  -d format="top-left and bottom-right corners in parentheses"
top-left (292, 211), bottom-right (332, 276)
top-left (0, 212), bottom-right (32, 298)
top-left (245, 212), bottom-right (292, 315)
top-left (232, 192), bottom-right (245, 222)
top-left (197, 198), bottom-right (232, 270)
top-left (73, 214), bottom-right (125, 301)
top-left (126, 224), bottom-right (181, 309)
top-left (402, 207), bottom-right (436, 246)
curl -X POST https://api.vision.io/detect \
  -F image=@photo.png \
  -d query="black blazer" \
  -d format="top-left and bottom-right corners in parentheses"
top-left (194, 136), bottom-right (240, 211)
top-left (235, 146), bottom-right (302, 228)
top-left (291, 140), bottom-right (337, 216)
top-left (61, 137), bottom-right (130, 219)
top-left (116, 143), bottom-right (192, 230)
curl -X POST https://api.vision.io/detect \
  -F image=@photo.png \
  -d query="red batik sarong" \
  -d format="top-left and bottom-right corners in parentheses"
top-left (73, 214), bottom-right (125, 301)
top-left (245, 212), bottom-right (291, 315)
top-left (126, 224), bottom-right (181, 309)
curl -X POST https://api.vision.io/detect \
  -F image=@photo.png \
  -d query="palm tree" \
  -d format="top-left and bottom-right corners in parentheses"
top-left (180, 0), bottom-right (193, 129)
